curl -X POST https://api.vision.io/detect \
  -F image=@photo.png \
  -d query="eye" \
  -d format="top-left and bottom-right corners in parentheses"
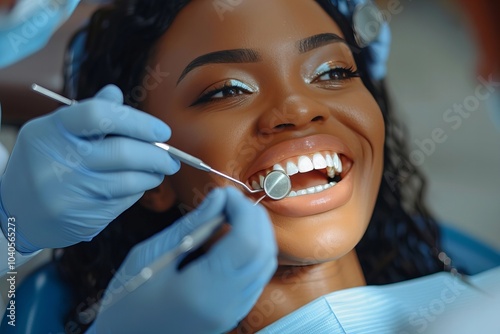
top-left (310, 61), bottom-right (360, 87)
top-left (192, 79), bottom-right (257, 106)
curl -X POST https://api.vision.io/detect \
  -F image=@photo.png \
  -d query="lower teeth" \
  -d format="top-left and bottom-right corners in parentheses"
top-left (288, 181), bottom-right (337, 197)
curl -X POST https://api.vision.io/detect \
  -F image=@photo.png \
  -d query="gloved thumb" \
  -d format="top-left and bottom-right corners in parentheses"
top-left (94, 84), bottom-right (124, 104)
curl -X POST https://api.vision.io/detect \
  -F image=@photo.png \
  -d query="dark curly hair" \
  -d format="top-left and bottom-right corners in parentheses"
top-left (57, 0), bottom-right (444, 332)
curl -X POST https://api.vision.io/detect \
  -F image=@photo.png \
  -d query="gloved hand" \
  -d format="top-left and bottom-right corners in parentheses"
top-left (0, 84), bottom-right (180, 253)
top-left (0, 0), bottom-right (80, 68)
top-left (87, 187), bottom-right (278, 334)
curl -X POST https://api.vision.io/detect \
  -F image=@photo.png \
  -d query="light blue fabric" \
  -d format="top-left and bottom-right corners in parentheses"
top-left (330, 0), bottom-right (391, 81)
top-left (0, 0), bottom-right (80, 68)
top-left (257, 266), bottom-right (500, 334)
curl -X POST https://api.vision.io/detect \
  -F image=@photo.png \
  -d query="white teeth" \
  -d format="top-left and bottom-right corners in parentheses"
top-left (273, 164), bottom-right (285, 172)
top-left (312, 153), bottom-right (327, 169)
top-left (249, 152), bottom-right (344, 190)
top-left (259, 175), bottom-right (265, 188)
top-left (325, 154), bottom-right (334, 167)
top-left (298, 156), bottom-right (314, 173)
top-left (286, 161), bottom-right (299, 176)
top-left (333, 153), bottom-right (342, 173)
top-left (286, 181), bottom-right (337, 197)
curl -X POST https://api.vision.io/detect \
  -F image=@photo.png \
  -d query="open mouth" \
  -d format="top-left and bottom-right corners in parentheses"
top-left (247, 151), bottom-right (350, 198)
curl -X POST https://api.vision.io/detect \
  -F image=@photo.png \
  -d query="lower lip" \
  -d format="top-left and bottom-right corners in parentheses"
top-left (259, 168), bottom-right (354, 217)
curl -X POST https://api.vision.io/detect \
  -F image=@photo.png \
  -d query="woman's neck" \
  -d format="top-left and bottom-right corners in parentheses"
top-left (229, 250), bottom-right (366, 333)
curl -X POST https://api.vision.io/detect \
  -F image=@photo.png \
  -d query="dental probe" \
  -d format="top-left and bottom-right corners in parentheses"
top-left (32, 84), bottom-right (292, 200)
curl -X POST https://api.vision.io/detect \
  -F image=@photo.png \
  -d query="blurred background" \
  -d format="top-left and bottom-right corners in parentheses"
top-left (0, 0), bottom-right (499, 308)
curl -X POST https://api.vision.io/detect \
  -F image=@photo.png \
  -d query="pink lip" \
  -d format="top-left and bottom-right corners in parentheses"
top-left (242, 134), bottom-right (355, 217)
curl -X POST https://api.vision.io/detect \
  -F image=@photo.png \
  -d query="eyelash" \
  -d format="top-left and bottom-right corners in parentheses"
top-left (192, 80), bottom-right (256, 106)
top-left (311, 65), bottom-right (360, 85)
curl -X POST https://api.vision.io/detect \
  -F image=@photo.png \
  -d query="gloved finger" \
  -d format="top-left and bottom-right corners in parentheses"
top-left (78, 170), bottom-right (164, 198)
top-left (214, 187), bottom-right (277, 270)
top-left (84, 136), bottom-right (180, 175)
top-left (56, 100), bottom-right (171, 143)
top-left (92, 84), bottom-right (124, 104)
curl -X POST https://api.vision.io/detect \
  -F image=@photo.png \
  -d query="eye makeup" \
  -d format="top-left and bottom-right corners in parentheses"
top-left (307, 61), bottom-right (360, 87)
top-left (191, 79), bottom-right (258, 106)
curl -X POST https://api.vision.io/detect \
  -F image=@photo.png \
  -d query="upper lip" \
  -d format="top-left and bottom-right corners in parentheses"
top-left (242, 134), bottom-right (354, 183)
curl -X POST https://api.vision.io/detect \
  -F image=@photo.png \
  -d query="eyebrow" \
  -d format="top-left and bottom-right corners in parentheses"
top-left (298, 33), bottom-right (345, 53)
top-left (177, 33), bottom-right (346, 85)
top-left (177, 49), bottom-right (261, 85)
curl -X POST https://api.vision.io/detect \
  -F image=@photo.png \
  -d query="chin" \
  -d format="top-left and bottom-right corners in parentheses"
top-left (270, 206), bottom-right (370, 266)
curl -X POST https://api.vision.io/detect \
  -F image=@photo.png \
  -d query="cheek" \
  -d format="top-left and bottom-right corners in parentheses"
top-left (158, 107), bottom-right (258, 206)
top-left (353, 89), bottom-right (385, 217)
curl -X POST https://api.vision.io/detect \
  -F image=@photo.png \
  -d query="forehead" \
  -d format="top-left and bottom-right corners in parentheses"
top-left (153, 0), bottom-right (345, 71)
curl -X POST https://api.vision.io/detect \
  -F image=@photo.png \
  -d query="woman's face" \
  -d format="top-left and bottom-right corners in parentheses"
top-left (145, 0), bottom-right (385, 264)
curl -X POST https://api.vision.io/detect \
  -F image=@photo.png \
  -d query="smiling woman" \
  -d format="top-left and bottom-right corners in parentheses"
top-left (54, 0), bottom-right (495, 333)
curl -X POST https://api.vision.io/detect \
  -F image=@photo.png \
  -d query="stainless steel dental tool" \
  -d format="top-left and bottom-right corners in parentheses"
top-left (153, 142), bottom-right (291, 201)
top-left (31, 84), bottom-right (292, 201)
top-left (351, 2), bottom-right (384, 48)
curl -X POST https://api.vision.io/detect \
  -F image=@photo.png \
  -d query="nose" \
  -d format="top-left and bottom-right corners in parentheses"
top-left (258, 95), bottom-right (330, 135)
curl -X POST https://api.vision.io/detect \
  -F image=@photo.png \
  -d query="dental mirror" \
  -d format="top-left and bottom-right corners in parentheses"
top-left (262, 170), bottom-right (292, 200)
top-left (352, 2), bottom-right (384, 48)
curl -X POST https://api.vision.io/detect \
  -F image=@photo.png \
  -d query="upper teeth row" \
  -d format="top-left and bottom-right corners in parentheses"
top-left (250, 152), bottom-right (342, 190)
top-left (273, 152), bottom-right (342, 176)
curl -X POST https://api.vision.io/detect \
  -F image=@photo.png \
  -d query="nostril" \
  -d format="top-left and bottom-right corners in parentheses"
top-left (311, 116), bottom-right (324, 122)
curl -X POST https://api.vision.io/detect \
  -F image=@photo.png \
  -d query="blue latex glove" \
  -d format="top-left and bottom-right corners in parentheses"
top-left (87, 187), bottom-right (278, 334)
top-left (0, 84), bottom-right (180, 253)
top-left (0, 0), bottom-right (80, 68)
